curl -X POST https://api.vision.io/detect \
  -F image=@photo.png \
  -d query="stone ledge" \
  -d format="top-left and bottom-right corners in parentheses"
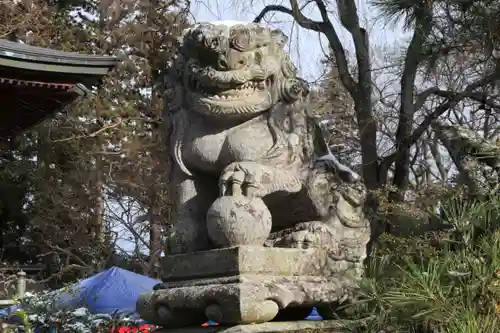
top-left (142, 246), bottom-right (361, 327)
top-left (152, 320), bottom-right (352, 333)
top-left (160, 246), bottom-right (357, 281)
top-left (139, 272), bottom-right (358, 327)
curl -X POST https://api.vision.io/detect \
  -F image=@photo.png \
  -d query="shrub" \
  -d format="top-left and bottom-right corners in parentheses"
top-left (11, 291), bottom-right (150, 333)
top-left (349, 194), bottom-right (500, 332)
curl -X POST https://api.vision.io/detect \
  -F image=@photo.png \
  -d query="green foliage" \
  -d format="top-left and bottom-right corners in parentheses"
top-left (13, 309), bottom-right (32, 333)
top-left (373, 0), bottom-right (500, 74)
top-left (350, 194), bottom-right (500, 332)
top-left (371, 0), bottom-right (431, 29)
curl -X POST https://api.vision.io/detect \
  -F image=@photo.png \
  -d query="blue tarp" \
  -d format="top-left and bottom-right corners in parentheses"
top-left (54, 266), bottom-right (160, 317)
top-left (306, 308), bottom-right (323, 320)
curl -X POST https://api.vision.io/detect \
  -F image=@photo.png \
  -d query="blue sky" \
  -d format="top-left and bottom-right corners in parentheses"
top-left (189, 0), bottom-right (408, 81)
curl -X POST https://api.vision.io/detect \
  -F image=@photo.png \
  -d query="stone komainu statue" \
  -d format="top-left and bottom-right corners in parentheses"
top-left (137, 21), bottom-right (370, 328)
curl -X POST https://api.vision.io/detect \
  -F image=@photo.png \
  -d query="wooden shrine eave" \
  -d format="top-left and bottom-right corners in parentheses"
top-left (0, 77), bottom-right (83, 92)
top-left (0, 40), bottom-right (119, 138)
top-left (0, 40), bottom-right (117, 77)
top-left (0, 79), bottom-right (80, 137)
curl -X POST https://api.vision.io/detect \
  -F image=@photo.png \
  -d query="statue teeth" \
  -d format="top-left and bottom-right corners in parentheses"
top-left (239, 81), bottom-right (256, 90)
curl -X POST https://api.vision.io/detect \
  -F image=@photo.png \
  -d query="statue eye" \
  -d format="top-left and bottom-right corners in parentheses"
top-left (254, 51), bottom-right (263, 64)
top-left (218, 57), bottom-right (228, 69)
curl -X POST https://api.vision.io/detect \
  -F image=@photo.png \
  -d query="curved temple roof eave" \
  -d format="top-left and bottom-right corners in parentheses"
top-left (0, 41), bottom-right (119, 138)
top-left (0, 39), bottom-right (119, 69)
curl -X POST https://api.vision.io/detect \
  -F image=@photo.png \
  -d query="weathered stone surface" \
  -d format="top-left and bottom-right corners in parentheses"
top-left (159, 246), bottom-right (361, 281)
top-left (162, 20), bottom-right (368, 256)
top-left (207, 197), bottom-right (272, 247)
top-left (137, 247), bottom-right (359, 328)
top-left (138, 20), bottom-right (371, 330)
top-left (152, 320), bottom-right (351, 333)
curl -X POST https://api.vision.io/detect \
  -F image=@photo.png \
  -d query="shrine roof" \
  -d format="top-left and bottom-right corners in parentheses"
top-left (0, 39), bottom-right (117, 73)
top-left (0, 40), bottom-right (119, 137)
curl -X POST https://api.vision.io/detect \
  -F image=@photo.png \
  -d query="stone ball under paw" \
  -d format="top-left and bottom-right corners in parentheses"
top-left (206, 196), bottom-right (272, 247)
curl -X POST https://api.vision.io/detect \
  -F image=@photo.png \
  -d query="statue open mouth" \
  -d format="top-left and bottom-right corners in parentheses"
top-left (186, 74), bottom-right (273, 115)
top-left (202, 80), bottom-right (262, 99)
top-left (199, 81), bottom-right (268, 104)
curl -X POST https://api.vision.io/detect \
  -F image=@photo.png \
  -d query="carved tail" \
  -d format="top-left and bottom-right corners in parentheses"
top-left (169, 110), bottom-right (193, 177)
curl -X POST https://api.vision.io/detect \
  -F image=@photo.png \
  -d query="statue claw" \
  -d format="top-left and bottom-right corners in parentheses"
top-left (219, 162), bottom-right (260, 197)
top-left (268, 221), bottom-right (337, 250)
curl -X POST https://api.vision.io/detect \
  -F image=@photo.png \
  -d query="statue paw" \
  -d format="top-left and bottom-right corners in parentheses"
top-left (219, 161), bottom-right (302, 197)
top-left (269, 221), bottom-right (337, 250)
top-left (219, 161), bottom-right (267, 197)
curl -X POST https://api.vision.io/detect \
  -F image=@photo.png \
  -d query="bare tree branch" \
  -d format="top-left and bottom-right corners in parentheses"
top-left (255, 0), bottom-right (379, 188)
top-left (381, 70), bottom-right (499, 168)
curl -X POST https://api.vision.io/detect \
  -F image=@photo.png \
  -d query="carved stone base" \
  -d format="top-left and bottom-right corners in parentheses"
top-left (151, 320), bottom-right (350, 333)
top-left (137, 246), bottom-right (362, 328)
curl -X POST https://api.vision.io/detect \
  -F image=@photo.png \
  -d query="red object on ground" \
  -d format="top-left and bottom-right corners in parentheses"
top-left (109, 324), bottom-right (156, 332)
top-left (106, 322), bottom-right (219, 331)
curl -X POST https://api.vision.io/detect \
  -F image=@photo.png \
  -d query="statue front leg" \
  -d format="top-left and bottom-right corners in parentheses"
top-left (166, 166), bottom-right (218, 254)
top-left (219, 161), bottom-right (302, 197)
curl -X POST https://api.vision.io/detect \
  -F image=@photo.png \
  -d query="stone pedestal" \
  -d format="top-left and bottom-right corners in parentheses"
top-left (152, 320), bottom-right (352, 333)
top-left (137, 246), bottom-right (362, 328)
